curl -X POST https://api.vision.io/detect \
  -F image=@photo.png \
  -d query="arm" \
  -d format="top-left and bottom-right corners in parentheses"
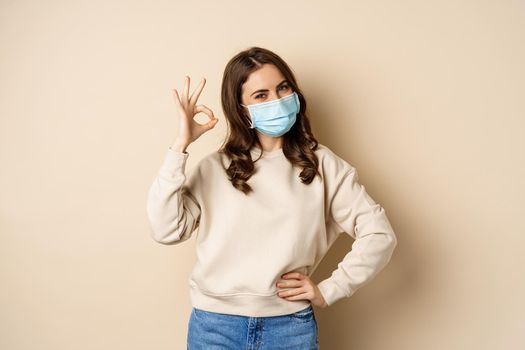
top-left (317, 165), bottom-right (398, 306)
top-left (146, 147), bottom-right (201, 245)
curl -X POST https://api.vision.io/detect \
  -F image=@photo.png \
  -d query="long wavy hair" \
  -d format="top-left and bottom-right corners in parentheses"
top-left (218, 46), bottom-right (321, 194)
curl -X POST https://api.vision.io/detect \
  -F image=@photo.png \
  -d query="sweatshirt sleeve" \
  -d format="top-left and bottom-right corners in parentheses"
top-left (317, 163), bottom-right (397, 307)
top-left (146, 147), bottom-right (202, 245)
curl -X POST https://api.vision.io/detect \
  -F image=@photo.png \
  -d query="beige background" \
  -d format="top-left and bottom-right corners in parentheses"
top-left (1, 0), bottom-right (524, 349)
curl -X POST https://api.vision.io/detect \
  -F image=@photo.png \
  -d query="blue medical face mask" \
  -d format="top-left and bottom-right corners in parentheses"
top-left (240, 92), bottom-right (300, 137)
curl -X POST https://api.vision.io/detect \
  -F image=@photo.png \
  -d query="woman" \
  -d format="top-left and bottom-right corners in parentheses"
top-left (146, 46), bottom-right (397, 349)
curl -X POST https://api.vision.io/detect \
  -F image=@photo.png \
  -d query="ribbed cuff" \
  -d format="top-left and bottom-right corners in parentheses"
top-left (316, 278), bottom-right (353, 307)
top-left (159, 147), bottom-right (189, 178)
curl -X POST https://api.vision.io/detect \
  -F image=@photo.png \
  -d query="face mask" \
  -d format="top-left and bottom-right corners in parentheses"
top-left (240, 92), bottom-right (300, 137)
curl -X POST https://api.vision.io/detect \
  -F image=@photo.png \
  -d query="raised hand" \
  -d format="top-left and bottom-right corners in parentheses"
top-left (171, 75), bottom-right (219, 152)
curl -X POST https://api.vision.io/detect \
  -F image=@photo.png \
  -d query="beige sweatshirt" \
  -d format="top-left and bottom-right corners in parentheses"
top-left (146, 143), bottom-right (397, 317)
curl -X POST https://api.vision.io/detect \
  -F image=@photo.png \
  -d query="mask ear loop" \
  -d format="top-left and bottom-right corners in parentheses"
top-left (240, 103), bottom-right (255, 128)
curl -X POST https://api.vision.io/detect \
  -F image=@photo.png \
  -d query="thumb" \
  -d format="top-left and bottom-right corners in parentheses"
top-left (203, 116), bottom-right (219, 130)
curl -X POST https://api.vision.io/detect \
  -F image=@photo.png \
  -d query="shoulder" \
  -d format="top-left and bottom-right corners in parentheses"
top-left (314, 143), bottom-right (356, 176)
top-left (193, 148), bottom-right (231, 172)
top-left (183, 149), bottom-right (225, 192)
top-left (194, 144), bottom-right (355, 174)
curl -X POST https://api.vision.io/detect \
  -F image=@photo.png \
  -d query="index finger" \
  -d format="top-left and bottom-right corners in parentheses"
top-left (282, 272), bottom-right (305, 280)
top-left (194, 104), bottom-right (216, 121)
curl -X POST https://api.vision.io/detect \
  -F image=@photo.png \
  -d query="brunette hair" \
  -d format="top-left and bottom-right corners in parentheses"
top-left (218, 46), bottom-right (321, 194)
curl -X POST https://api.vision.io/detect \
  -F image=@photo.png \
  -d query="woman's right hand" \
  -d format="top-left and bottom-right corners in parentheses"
top-left (171, 76), bottom-right (219, 151)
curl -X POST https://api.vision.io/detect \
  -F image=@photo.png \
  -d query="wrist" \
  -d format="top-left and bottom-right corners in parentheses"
top-left (170, 143), bottom-right (188, 153)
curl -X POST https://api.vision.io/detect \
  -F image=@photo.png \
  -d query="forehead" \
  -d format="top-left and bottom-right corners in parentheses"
top-left (242, 64), bottom-right (285, 94)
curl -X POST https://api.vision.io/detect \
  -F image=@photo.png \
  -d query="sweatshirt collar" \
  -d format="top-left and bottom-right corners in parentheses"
top-left (250, 146), bottom-right (284, 159)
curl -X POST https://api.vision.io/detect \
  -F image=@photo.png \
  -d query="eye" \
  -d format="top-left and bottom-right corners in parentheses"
top-left (254, 85), bottom-right (290, 100)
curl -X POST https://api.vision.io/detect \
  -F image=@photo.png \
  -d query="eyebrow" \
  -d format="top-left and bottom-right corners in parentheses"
top-left (250, 79), bottom-right (289, 97)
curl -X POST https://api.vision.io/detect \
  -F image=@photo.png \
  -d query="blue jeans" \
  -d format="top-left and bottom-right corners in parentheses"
top-left (187, 304), bottom-right (319, 349)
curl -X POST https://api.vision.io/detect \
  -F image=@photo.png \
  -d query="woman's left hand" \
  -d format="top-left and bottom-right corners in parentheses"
top-left (276, 271), bottom-right (328, 308)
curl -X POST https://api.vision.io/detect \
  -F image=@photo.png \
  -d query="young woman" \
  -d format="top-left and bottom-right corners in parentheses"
top-left (146, 46), bottom-right (397, 349)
